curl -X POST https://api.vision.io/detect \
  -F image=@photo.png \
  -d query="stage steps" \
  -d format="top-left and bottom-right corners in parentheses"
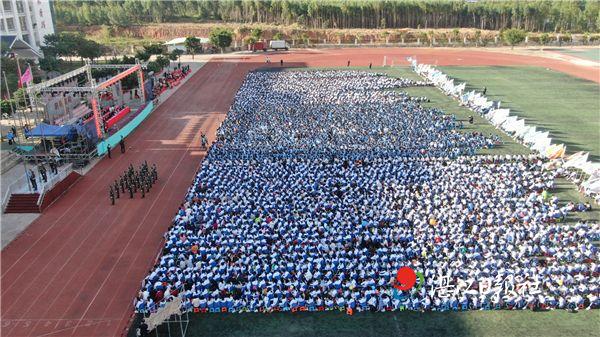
top-left (4, 193), bottom-right (40, 213)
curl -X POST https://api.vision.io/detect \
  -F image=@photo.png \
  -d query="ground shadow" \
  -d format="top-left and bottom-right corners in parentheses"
top-left (129, 311), bottom-right (472, 337)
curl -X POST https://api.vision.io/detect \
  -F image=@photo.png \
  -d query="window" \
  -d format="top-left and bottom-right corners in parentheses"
top-left (19, 17), bottom-right (27, 31)
top-left (41, 20), bottom-right (45, 29)
top-left (16, 1), bottom-right (24, 13)
top-left (2, 1), bottom-right (12, 12)
top-left (6, 18), bottom-right (15, 31)
top-left (39, 9), bottom-right (43, 17)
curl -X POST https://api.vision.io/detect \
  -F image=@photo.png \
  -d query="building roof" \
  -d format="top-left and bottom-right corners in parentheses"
top-left (1, 35), bottom-right (42, 59)
top-left (164, 37), bottom-right (210, 45)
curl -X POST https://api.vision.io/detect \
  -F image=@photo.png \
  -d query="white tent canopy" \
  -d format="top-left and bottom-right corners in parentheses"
top-left (564, 151), bottom-right (589, 169)
top-left (407, 57), bottom-right (598, 176)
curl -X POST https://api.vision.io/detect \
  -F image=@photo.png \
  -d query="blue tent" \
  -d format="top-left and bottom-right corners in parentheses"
top-left (75, 123), bottom-right (98, 143)
top-left (25, 123), bottom-right (77, 138)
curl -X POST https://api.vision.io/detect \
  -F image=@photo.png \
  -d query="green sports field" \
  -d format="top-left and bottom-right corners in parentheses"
top-left (135, 65), bottom-right (599, 337)
top-left (384, 66), bottom-right (599, 224)
top-left (135, 310), bottom-right (600, 337)
top-left (552, 48), bottom-right (600, 62)
top-left (438, 65), bottom-right (600, 162)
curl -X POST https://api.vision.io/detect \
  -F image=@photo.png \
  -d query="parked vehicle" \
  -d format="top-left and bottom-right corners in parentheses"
top-left (269, 40), bottom-right (289, 51)
top-left (248, 40), bottom-right (290, 52)
top-left (249, 41), bottom-right (267, 52)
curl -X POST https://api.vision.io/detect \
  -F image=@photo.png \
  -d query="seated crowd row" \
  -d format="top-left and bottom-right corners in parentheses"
top-left (135, 70), bottom-right (599, 314)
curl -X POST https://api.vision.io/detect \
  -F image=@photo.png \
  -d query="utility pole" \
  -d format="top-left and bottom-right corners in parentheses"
top-left (3, 71), bottom-right (32, 191)
top-left (23, 62), bottom-right (47, 156)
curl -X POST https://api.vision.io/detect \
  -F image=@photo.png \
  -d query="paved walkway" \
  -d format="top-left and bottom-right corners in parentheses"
top-left (1, 213), bottom-right (40, 249)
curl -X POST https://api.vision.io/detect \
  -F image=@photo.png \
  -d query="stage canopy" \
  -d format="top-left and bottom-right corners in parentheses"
top-left (26, 123), bottom-right (77, 138)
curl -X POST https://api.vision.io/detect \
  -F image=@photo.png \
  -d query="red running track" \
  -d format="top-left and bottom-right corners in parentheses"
top-left (0, 60), bottom-right (258, 337)
top-left (254, 47), bottom-right (599, 83)
top-left (1, 49), bottom-right (596, 337)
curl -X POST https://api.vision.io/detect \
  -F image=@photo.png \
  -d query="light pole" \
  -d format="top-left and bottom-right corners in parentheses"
top-left (3, 70), bottom-right (32, 191)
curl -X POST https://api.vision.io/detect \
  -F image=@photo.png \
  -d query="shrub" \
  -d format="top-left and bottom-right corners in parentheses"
top-left (502, 28), bottom-right (526, 48)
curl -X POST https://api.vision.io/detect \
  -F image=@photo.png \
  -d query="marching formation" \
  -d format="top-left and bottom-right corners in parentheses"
top-left (110, 161), bottom-right (158, 204)
top-left (135, 70), bottom-right (599, 315)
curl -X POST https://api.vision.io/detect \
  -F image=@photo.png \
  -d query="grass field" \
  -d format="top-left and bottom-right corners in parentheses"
top-left (135, 65), bottom-right (599, 337)
top-left (552, 48), bottom-right (600, 62)
top-left (386, 66), bottom-right (599, 223)
top-left (138, 310), bottom-right (599, 337)
top-left (381, 66), bottom-right (531, 157)
top-left (438, 65), bottom-right (600, 162)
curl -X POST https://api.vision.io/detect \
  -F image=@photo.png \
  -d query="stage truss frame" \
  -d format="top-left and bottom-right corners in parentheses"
top-left (27, 60), bottom-right (147, 138)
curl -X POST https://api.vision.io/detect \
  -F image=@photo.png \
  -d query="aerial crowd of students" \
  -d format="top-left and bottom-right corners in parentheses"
top-left (135, 70), bottom-right (599, 315)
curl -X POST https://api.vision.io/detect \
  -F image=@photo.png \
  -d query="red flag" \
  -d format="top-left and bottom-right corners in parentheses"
top-left (19, 66), bottom-right (33, 86)
top-left (16, 58), bottom-right (23, 88)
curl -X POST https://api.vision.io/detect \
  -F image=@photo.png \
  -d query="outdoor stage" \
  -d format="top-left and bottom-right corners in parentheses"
top-left (0, 48), bottom-right (597, 337)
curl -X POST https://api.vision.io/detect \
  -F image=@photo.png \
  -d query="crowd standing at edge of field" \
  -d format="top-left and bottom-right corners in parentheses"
top-left (135, 70), bottom-right (599, 316)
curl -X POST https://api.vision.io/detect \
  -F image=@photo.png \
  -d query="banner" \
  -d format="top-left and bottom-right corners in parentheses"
top-left (19, 66), bottom-right (32, 86)
top-left (144, 295), bottom-right (183, 331)
top-left (97, 102), bottom-right (154, 156)
top-left (105, 106), bottom-right (131, 129)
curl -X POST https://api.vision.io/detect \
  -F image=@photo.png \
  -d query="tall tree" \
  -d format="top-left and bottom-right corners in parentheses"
top-left (184, 36), bottom-right (202, 59)
top-left (77, 39), bottom-right (104, 62)
top-left (251, 28), bottom-right (263, 40)
top-left (155, 55), bottom-right (170, 69)
top-left (144, 43), bottom-right (165, 55)
top-left (38, 56), bottom-right (60, 72)
top-left (135, 49), bottom-right (151, 62)
top-left (169, 49), bottom-right (184, 63)
top-left (41, 32), bottom-right (84, 59)
top-left (209, 28), bottom-right (234, 53)
top-left (52, 0), bottom-right (600, 33)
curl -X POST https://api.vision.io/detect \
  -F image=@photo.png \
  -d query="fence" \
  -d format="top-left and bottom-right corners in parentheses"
top-left (1, 163), bottom-right (76, 212)
top-left (36, 163), bottom-right (80, 206)
top-left (97, 102), bottom-right (154, 156)
top-left (2, 174), bottom-right (30, 212)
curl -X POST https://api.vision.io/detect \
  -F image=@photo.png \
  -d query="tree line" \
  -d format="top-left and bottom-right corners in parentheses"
top-left (1, 32), bottom-right (190, 113)
top-left (38, 31), bottom-right (187, 69)
top-left (54, 0), bottom-right (600, 33)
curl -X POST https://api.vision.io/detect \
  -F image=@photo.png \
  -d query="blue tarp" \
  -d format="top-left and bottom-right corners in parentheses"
top-left (75, 123), bottom-right (98, 144)
top-left (26, 123), bottom-right (76, 138)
